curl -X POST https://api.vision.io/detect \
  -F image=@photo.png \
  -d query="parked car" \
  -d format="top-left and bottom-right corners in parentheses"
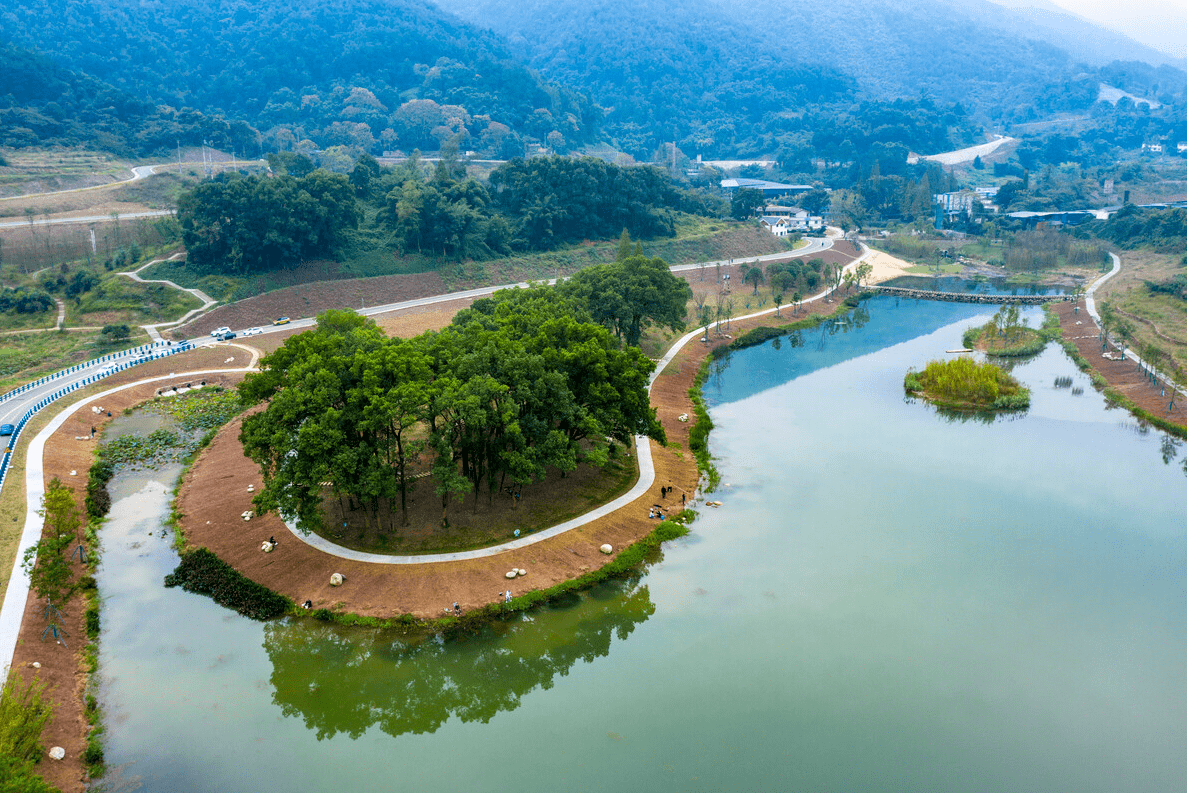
top-left (243, 326), bottom-right (264, 336)
top-left (0, 424), bottom-right (14, 437)
top-left (210, 326), bottom-right (231, 337)
top-left (273, 317), bottom-right (291, 326)
top-left (217, 331), bottom-right (237, 341)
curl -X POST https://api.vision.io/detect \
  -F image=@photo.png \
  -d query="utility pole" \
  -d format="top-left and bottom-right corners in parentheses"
top-left (177, 140), bottom-right (183, 176)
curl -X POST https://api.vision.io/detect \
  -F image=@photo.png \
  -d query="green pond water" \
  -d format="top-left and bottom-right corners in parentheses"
top-left (94, 296), bottom-right (1187, 793)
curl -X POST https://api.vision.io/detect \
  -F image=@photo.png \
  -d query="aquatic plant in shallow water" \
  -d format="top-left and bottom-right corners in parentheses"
top-left (905, 356), bottom-right (1030, 411)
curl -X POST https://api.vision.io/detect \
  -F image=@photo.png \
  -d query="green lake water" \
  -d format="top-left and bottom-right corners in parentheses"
top-left (95, 296), bottom-right (1187, 792)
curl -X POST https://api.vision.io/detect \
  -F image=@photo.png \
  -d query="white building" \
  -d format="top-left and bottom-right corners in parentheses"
top-left (760, 216), bottom-right (792, 237)
top-left (933, 191), bottom-right (979, 217)
top-left (761, 205), bottom-right (823, 231)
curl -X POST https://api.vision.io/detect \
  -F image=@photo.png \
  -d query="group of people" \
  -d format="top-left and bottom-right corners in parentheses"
top-left (659, 484), bottom-right (685, 506)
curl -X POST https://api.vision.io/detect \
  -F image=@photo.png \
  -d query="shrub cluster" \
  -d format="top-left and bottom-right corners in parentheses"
top-left (0, 287), bottom-right (55, 315)
top-left (84, 457), bottom-right (114, 519)
top-left (163, 548), bottom-right (290, 620)
top-left (0, 675), bottom-right (58, 793)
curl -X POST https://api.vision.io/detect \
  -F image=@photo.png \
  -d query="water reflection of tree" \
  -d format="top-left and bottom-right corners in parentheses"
top-left (932, 405), bottom-right (1006, 425)
top-left (1158, 435), bottom-right (1187, 477)
top-left (263, 579), bottom-right (655, 740)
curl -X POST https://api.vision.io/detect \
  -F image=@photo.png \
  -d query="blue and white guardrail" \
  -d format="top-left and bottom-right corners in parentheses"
top-left (0, 341), bottom-right (195, 495)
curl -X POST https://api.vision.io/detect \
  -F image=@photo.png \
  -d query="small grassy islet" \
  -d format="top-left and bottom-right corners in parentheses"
top-left (904, 356), bottom-right (1030, 412)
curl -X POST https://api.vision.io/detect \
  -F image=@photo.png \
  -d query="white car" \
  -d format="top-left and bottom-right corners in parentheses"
top-left (210, 326), bottom-right (232, 337)
top-left (242, 327), bottom-right (264, 336)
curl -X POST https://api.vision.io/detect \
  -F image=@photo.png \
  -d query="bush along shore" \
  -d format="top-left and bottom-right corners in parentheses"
top-left (904, 357), bottom-right (1031, 412)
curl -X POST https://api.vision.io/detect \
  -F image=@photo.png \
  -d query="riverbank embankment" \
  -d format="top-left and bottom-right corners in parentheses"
top-left (1051, 300), bottom-right (1187, 437)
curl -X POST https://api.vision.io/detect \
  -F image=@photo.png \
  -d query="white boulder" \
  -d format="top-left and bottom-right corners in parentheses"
top-left (506, 570), bottom-right (518, 579)
top-left (49, 747), bottom-right (65, 760)
top-left (330, 573), bottom-right (345, 587)
top-left (600, 544), bottom-right (613, 555)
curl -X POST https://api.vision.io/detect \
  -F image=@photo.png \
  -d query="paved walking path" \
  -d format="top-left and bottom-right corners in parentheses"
top-left (0, 230), bottom-right (861, 672)
top-left (120, 254), bottom-right (219, 341)
top-left (1086, 252), bottom-right (1186, 398)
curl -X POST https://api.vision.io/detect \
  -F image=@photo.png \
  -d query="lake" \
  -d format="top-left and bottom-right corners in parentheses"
top-left (96, 295), bottom-right (1187, 792)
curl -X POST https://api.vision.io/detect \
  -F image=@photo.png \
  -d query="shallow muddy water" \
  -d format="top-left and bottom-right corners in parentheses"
top-left (95, 296), bottom-right (1186, 793)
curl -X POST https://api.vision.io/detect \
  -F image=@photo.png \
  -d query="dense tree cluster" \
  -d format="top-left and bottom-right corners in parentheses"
top-left (176, 155), bottom-right (700, 272)
top-left (557, 254), bottom-right (693, 346)
top-left (177, 171), bottom-right (359, 273)
top-left (0, 287), bottom-right (55, 314)
top-left (1089, 206), bottom-right (1187, 253)
top-left (241, 284), bottom-right (673, 531)
top-left (0, 43), bottom-right (258, 155)
top-left (3, 0), bottom-right (598, 156)
top-left (488, 157), bottom-right (700, 248)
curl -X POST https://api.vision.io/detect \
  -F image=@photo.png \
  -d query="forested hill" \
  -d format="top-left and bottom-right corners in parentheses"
top-left (944, 0), bottom-right (1187, 70)
top-left (442, 0), bottom-right (1178, 150)
top-left (0, 43), bottom-right (257, 155)
top-left (0, 0), bottom-right (600, 157)
top-left (437, 0), bottom-right (855, 159)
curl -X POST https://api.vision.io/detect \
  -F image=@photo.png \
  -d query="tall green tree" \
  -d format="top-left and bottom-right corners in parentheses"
top-left (561, 255), bottom-right (692, 346)
top-left (22, 479), bottom-right (81, 611)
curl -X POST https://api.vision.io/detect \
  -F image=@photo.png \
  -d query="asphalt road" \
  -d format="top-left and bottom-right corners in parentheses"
top-left (195, 233), bottom-right (839, 343)
top-left (0, 343), bottom-right (188, 432)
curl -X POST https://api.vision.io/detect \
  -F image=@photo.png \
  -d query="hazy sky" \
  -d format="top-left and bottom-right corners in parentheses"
top-left (1042, 0), bottom-right (1187, 58)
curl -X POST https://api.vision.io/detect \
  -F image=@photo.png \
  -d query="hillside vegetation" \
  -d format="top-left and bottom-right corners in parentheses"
top-left (2, 0), bottom-right (600, 156)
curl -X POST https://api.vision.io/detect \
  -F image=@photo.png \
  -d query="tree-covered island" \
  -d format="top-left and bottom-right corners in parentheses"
top-left (961, 305), bottom-right (1054, 357)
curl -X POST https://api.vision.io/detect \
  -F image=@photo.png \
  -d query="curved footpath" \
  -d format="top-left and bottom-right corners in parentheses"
top-left (120, 253), bottom-right (219, 341)
top-left (1087, 253), bottom-right (1186, 398)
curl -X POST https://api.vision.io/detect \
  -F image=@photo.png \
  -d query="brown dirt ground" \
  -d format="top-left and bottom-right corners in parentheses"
top-left (174, 244), bottom-right (865, 620)
top-left (1052, 300), bottom-right (1187, 430)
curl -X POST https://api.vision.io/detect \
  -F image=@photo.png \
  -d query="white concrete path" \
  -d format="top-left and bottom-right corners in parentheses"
top-left (121, 254), bottom-right (219, 341)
